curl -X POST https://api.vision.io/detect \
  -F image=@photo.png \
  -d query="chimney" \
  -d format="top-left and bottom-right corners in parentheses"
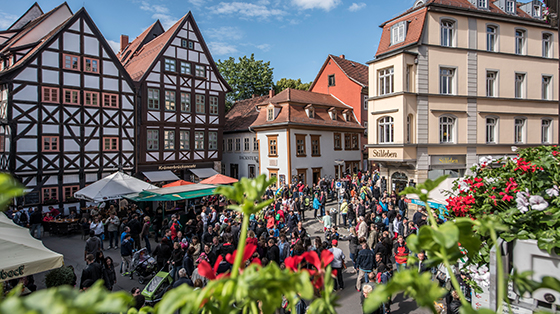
top-left (120, 35), bottom-right (129, 52)
top-left (339, 54), bottom-right (345, 59)
top-left (269, 89), bottom-right (274, 98)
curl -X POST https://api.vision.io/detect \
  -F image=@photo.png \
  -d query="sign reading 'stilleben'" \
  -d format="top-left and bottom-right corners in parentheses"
top-left (430, 155), bottom-right (466, 165)
top-left (371, 149), bottom-right (398, 158)
top-left (1, 265), bottom-right (24, 280)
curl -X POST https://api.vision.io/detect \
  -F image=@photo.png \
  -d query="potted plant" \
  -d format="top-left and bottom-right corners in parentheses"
top-left (44, 266), bottom-right (76, 288)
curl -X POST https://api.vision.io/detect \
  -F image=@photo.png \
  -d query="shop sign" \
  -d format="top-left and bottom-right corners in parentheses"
top-left (431, 155), bottom-right (466, 165)
top-left (158, 164), bottom-right (196, 170)
top-left (239, 155), bottom-right (258, 161)
top-left (1, 265), bottom-right (24, 280)
top-left (371, 149), bottom-right (398, 158)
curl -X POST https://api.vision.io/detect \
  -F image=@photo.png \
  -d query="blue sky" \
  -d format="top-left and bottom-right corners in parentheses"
top-left (1, 0), bottom-right (414, 83)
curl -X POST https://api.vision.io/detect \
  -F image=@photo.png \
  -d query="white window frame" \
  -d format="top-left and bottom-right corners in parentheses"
top-left (486, 71), bottom-right (497, 97)
top-left (378, 116), bottom-right (394, 144)
top-left (486, 116), bottom-right (498, 144)
top-left (478, 0), bottom-right (488, 9)
top-left (506, 0), bottom-right (516, 13)
top-left (543, 33), bottom-right (552, 58)
top-left (439, 115), bottom-right (455, 143)
top-left (440, 19), bottom-right (455, 47)
top-left (515, 29), bottom-right (526, 55)
top-left (486, 25), bottom-right (497, 52)
top-left (515, 73), bottom-right (526, 99)
top-left (440, 67), bottom-right (455, 95)
top-left (542, 75), bottom-right (552, 100)
top-left (514, 118), bottom-right (526, 144)
top-left (542, 119), bottom-right (552, 144)
top-left (391, 21), bottom-right (407, 45)
top-left (378, 67), bottom-right (394, 96)
top-left (164, 58), bottom-right (176, 72)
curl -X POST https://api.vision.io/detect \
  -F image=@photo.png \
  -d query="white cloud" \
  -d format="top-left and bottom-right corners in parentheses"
top-left (207, 26), bottom-right (243, 41)
top-left (106, 39), bottom-right (120, 53)
top-left (255, 44), bottom-right (271, 52)
top-left (208, 42), bottom-right (238, 55)
top-left (139, 1), bottom-right (177, 30)
top-left (188, 0), bottom-right (208, 5)
top-left (291, 0), bottom-right (341, 11)
top-left (208, 2), bottom-right (286, 19)
top-left (0, 11), bottom-right (18, 29)
top-left (348, 2), bottom-right (366, 12)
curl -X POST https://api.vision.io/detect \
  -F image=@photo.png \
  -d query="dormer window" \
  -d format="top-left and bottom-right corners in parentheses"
top-left (343, 110), bottom-right (352, 122)
top-left (533, 4), bottom-right (541, 17)
top-left (306, 106), bottom-right (315, 118)
top-left (267, 108), bottom-right (274, 121)
top-left (506, 0), bottom-right (515, 13)
top-left (478, 0), bottom-right (488, 9)
top-left (391, 21), bottom-right (407, 45)
top-left (331, 110), bottom-right (337, 120)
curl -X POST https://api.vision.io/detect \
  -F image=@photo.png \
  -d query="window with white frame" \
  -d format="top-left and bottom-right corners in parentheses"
top-left (439, 116), bottom-right (455, 143)
top-left (181, 92), bottom-right (190, 112)
top-left (378, 116), bottom-right (394, 143)
top-left (164, 130), bottom-right (175, 150)
top-left (534, 4), bottom-right (541, 17)
top-left (391, 21), bottom-right (407, 45)
top-left (514, 118), bottom-right (525, 143)
top-left (378, 67), bottom-right (394, 96)
top-left (487, 26), bottom-right (496, 52)
top-left (267, 108), bottom-right (274, 121)
top-left (440, 68), bottom-right (454, 95)
top-left (486, 117), bottom-right (497, 143)
top-left (542, 119), bottom-right (552, 143)
top-left (478, 0), bottom-right (488, 9)
top-left (515, 73), bottom-right (525, 98)
top-left (515, 30), bottom-right (525, 55)
top-left (164, 58), bottom-right (176, 72)
top-left (543, 33), bottom-right (552, 58)
top-left (542, 75), bottom-right (552, 100)
top-left (441, 20), bottom-right (454, 47)
top-left (244, 138), bottom-right (250, 151)
top-left (486, 71), bottom-right (497, 97)
top-left (506, 0), bottom-right (515, 13)
top-left (235, 138), bottom-right (241, 151)
top-left (180, 62), bottom-right (191, 75)
top-left (253, 137), bottom-right (258, 151)
top-left (227, 138), bottom-right (233, 151)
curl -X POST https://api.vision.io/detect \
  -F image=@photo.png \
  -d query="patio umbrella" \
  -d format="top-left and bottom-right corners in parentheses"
top-left (74, 171), bottom-right (157, 202)
top-left (199, 174), bottom-right (238, 185)
top-left (0, 214), bottom-right (63, 281)
top-left (162, 180), bottom-right (194, 188)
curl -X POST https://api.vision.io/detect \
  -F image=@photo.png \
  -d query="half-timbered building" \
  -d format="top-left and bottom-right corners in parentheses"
top-left (0, 3), bottom-right (135, 212)
top-left (118, 12), bottom-right (231, 182)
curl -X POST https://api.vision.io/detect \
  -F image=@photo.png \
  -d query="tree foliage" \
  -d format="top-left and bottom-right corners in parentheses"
top-left (216, 54), bottom-right (274, 112)
top-left (274, 78), bottom-right (312, 94)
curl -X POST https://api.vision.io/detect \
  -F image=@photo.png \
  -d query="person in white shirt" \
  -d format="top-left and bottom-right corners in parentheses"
top-left (90, 217), bottom-right (105, 250)
top-left (318, 214), bottom-right (332, 232)
top-left (329, 240), bottom-right (346, 290)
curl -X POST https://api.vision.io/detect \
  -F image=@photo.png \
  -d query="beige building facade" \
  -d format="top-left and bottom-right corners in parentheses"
top-left (367, 0), bottom-right (558, 193)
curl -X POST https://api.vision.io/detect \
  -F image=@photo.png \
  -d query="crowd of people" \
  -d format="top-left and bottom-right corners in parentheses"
top-left (4, 168), bottom-right (470, 313)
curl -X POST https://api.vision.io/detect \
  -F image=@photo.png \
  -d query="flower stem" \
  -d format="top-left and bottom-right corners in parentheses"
top-left (442, 251), bottom-right (469, 306)
top-left (425, 204), bottom-right (439, 231)
top-left (231, 213), bottom-right (250, 278)
top-left (490, 228), bottom-right (505, 314)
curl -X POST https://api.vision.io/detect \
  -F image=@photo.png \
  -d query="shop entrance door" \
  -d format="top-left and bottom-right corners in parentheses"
top-left (312, 168), bottom-right (321, 185)
top-left (391, 172), bottom-right (409, 194)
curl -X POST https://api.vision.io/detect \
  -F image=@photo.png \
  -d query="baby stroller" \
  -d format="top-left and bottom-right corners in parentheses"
top-left (129, 248), bottom-right (158, 284)
top-left (142, 270), bottom-right (173, 306)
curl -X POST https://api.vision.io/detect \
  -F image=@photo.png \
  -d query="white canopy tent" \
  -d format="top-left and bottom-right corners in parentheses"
top-left (74, 172), bottom-right (157, 202)
top-left (0, 214), bottom-right (64, 281)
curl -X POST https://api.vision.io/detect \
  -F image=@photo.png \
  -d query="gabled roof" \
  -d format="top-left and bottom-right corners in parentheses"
top-left (121, 12), bottom-right (232, 92)
top-left (117, 20), bottom-right (164, 65)
top-left (250, 88), bottom-right (363, 130)
top-left (309, 54), bottom-right (368, 90)
top-left (224, 95), bottom-right (269, 133)
top-left (7, 2), bottom-right (43, 31)
top-left (0, 2), bottom-right (72, 54)
top-left (264, 88), bottom-right (353, 109)
top-left (0, 7), bottom-right (135, 91)
top-left (376, 8), bottom-right (427, 57)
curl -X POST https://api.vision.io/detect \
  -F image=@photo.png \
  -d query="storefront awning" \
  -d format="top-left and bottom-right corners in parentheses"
top-left (142, 170), bottom-right (180, 182)
top-left (189, 168), bottom-right (219, 179)
top-left (123, 184), bottom-right (216, 202)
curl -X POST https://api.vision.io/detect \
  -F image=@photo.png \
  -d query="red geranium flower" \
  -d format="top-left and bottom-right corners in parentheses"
top-left (284, 250), bottom-right (336, 290)
top-left (198, 255), bottom-right (225, 280)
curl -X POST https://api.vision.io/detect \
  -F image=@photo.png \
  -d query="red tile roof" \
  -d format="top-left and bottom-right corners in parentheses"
top-left (376, 0), bottom-right (545, 57)
top-left (123, 17), bottom-right (184, 81)
top-left (117, 20), bottom-right (163, 65)
top-left (376, 8), bottom-right (427, 57)
top-left (224, 95), bottom-right (269, 132)
top-left (309, 54), bottom-right (368, 90)
top-left (249, 88), bottom-right (363, 130)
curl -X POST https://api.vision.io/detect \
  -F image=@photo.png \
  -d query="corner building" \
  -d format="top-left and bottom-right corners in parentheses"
top-left (367, 0), bottom-right (558, 192)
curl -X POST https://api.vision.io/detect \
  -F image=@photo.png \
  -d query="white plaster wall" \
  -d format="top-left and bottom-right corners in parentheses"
top-left (222, 132), bottom-right (259, 178)
top-left (257, 129), bottom-right (288, 181)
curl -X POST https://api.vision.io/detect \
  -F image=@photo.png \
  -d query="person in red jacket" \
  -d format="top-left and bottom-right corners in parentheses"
top-left (393, 235), bottom-right (409, 272)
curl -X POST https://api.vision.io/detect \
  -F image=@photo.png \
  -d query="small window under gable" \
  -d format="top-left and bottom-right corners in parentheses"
top-left (505, 0), bottom-right (516, 14)
top-left (329, 108), bottom-right (337, 120)
top-left (343, 109), bottom-right (352, 122)
top-left (520, 0), bottom-right (542, 18)
top-left (390, 21), bottom-right (407, 45)
top-left (305, 105), bottom-right (315, 118)
top-left (266, 104), bottom-right (279, 121)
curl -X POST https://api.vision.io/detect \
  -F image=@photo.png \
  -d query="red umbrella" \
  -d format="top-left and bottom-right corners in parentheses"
top-left (199, 174), bottom-right (238, 185)
top-left (162, 180), bottom-right (194, 188)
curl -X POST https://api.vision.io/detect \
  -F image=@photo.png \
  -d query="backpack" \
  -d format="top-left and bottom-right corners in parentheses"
top-left (380, 271), bottom-right (392, 284)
